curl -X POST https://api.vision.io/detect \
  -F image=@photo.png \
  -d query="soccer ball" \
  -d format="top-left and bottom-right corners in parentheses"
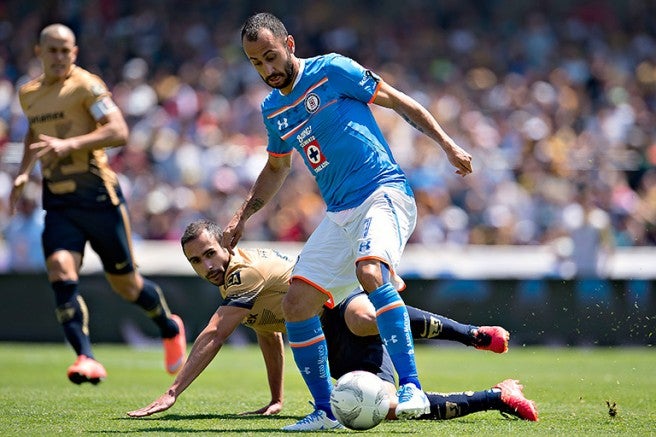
top-left (330, 370), bottom-right (391, 430)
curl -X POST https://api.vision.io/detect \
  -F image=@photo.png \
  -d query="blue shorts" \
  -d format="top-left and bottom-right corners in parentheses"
top-left (321, 292), bottom-right (395, 385)
top-left (42, 204), bottom-right (135, 275)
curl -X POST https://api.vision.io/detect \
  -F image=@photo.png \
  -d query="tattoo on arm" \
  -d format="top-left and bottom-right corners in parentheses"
top-left (401, 113), bottom-right (426, 134)
top-left (248, 198), bottom-right (265, 214)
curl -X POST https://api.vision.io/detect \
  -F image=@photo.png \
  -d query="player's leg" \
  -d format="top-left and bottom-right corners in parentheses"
top-left (281, 217), bottom-right (357, 431)
top-left (87, 204), bottom-right (186, 374)
top-left (406, 306), bottom-right (510, 353)
top-left (381, 381), bottom-right (538, 421)
top-left (342, 293), bottom-right (509, 353)
top-left (282, 279), bottom-right (343, 431)
top-left (353, 187), bottom-right (429, 418)
top-left (43, 210), bottom-right (106, 384)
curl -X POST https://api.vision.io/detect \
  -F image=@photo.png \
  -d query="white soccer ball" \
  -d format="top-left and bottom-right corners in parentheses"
top-left (330, 370), bottom-right (391, 430)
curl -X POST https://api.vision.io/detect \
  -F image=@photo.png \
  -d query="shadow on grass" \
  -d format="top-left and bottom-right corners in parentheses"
top-left (102, 414), bottom-right (416, 433)
top-left (116, 413), bottom-right (300, 421)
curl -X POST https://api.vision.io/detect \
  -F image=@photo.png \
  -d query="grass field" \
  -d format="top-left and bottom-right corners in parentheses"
top-left (0, 343), bottom-right (653, 436)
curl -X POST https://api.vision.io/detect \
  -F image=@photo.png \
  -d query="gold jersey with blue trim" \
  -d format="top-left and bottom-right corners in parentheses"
top-left (219, 248), bottom-right (295, 334)
top-left (19, 65), bottom-right (124, 209)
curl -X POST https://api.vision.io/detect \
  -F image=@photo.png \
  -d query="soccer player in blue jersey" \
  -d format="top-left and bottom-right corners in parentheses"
top-left (222, 13), bottom-right (474, 430)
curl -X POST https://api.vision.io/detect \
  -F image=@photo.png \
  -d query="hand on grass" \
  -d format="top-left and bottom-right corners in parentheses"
top-left (238, 400), bottom-right (282, 416)
top-left (127, 392), bottom-right (176, 417)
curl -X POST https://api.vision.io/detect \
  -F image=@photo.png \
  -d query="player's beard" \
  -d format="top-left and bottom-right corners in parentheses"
top-left (264, 54), bottom-right (295, 90)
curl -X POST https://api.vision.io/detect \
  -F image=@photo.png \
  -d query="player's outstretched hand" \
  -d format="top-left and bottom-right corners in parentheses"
top-left (238, 400), bottom-right (283, 416)
top-left (445, 144), bottom-right (473, 177)
top-left (9, 174), bottom-right (29, 215)
top-left (127, 392), bottom-right (176, 417)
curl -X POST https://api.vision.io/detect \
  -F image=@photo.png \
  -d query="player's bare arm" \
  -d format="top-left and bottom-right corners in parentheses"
top-left (127, 305), bottom-right (248, 418)
top-left (222, 153), bottom-right (292, 249)
top-left (374, 80), bottom-right (473, 177)
top-left (239, 331), bottom-right (285, 416)
top-left (31, 106), bottom-right (128, 161)
top-left (9, 130), bottom-right (40, 215)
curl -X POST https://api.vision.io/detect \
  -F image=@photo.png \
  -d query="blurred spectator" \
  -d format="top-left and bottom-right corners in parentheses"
top-left (1, 0), bottom-right (655, 275)
top-left (2, 180), bottom-right (44, 271)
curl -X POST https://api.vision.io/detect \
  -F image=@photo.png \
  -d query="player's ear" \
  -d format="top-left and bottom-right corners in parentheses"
top-left (286, 35), bottom-right (295, 54)
top-left (34, 44), bottom-right (41, 57)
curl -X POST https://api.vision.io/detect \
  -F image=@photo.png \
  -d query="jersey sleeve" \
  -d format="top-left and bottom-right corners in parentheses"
top-left (265, 116), bottom-right (293, 156)
top-left (81, 73), bottom-right (115, 121)
top-left (327, 54), bottom-right (381, 104)
top-left (221, 265), bottom-right (267, 310)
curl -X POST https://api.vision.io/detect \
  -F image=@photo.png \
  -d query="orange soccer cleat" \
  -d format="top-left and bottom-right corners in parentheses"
top-left (67, 355), bottom-right (107, 385)
top-left (163, 314), bottom-right (187, 374)
top-left (473, 326), bottom-right (510, 354)
top-left (494, 379), bottom-right (539, 421)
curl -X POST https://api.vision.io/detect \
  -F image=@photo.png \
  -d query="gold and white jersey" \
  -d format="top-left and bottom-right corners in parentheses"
top-left (219, 248), bottom-right (295, 334)
top-left (19, 65), bottom-right (123, 209)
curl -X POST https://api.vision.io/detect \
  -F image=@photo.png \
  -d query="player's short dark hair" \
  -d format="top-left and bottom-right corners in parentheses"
top-left (181, 219), bottom-right (222, 248)
top-left (241, 12), bottom-right (288, 42)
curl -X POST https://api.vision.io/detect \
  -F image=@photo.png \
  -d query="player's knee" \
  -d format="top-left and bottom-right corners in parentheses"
top-left (281, 292), bottom-right (303, 320)
top-left (356, 261), bottom-right (385, 291)
top-left (282, 284), bottom-right (325, 321)
top-left (46, 252), bottom-right (78, 279)
top-left (107, 273), bottom-right (142, 301)
top-left (345, 296), bottom-right (379, 336)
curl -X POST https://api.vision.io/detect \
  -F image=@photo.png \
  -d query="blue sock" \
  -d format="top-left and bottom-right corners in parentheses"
top-left (286, 316), bottom-right (334, 417)
top-left (368, 282), bottom-right (420, 388)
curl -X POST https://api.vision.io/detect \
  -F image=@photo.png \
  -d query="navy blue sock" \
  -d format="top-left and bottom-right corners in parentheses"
top-left (420, 389), bottom-right (502, 420)
top-left (134, 279), bottom-right (178, 338)
top-left (286, 316), bottom-right (334, 418)
top-left (52, 280), bottom-right (93, 358)
top-left (368, 282), bottom-right (419, 388)
top-left (406, 306), bottom-right (476, 345)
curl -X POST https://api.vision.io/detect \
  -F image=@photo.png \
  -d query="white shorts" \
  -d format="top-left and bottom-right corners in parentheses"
top-left (292, 186), bottom-right (417, 308)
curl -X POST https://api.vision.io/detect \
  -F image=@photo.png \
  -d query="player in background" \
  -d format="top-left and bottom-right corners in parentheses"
top-left (222, 12), bottom-right (474, 430)
top-left (9, 23), bottom-right (186, 384)
top-left (127, 219), bottom-right (537, 425)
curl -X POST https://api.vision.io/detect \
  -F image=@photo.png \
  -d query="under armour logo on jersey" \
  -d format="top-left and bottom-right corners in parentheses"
top-left (358, 239), bottom-right (371, 253)
top-left (303, 367), bottom-right (311, 375)
top-left (277, 118), bottom-right (289, 130)
top-left (382, 335), bottom-right (398, 346)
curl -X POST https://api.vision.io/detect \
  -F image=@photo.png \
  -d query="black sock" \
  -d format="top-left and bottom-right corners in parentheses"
top-left (419, 388), bottom-right (502, 420)
top-left (406, 306), bottom-right (476, 346)
top-left (133, 279), bottom-right (178, 338)
top-left (52, 280), bottom-right (94, 358)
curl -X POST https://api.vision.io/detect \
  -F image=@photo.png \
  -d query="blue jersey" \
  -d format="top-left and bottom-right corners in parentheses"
top-left (262, 53), bottom-right (412, 212)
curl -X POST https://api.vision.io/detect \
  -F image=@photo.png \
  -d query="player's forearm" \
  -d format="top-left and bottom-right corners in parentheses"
top-left (17, 133), bottom-right (39, 176)
top-left (257, 332), bottom-right (285, 404)
top-left (394, 94), bottom-right (460, 155)
top-left (168, 328), bottom-right (225, 397)
top-left (66, 120), bottom-right (129, 152)
top-left (238, 159), bottom-right (290, 222)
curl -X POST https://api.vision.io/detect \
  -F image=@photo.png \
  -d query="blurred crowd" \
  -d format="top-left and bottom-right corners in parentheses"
top-left (0, 0), bottom-right (655, 272)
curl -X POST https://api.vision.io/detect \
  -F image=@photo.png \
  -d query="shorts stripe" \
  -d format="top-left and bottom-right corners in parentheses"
top-left (289, 333), bottom-right (326, 348)
top-left (375, 301), bottom-right (404, 317)
top-left (291, 275), bottom-right (336, 308)
top-left (383, 193), bottom-right (403, 248)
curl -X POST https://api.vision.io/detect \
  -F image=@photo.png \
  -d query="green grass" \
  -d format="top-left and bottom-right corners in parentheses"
top-left (0, 343), bottom-right (653, 436)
